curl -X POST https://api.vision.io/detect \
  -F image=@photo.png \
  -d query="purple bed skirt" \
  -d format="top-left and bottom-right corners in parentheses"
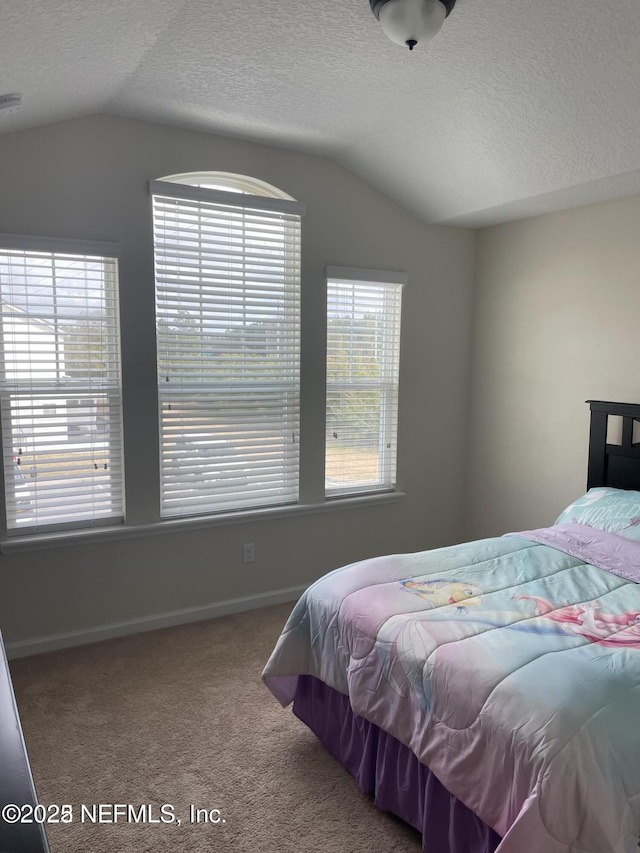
top-left (292, 675), bottom-right (501, 853)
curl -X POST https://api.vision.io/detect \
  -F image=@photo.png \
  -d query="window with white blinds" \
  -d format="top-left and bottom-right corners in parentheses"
top-left (0, 236), bottom-right (124, 534)
top-left (151, 176), bottom-right (305, 518)
top-left (325, 267), bottom-right (405, 497)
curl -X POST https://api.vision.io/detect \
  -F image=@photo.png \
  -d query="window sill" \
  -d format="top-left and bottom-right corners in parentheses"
top-left (0, 491), bottom-right (404, 554)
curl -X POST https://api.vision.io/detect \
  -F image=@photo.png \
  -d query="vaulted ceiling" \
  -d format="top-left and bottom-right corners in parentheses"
top-left (3, 0), bottom-right (640, 227)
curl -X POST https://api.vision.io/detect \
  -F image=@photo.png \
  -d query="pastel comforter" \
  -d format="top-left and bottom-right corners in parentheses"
top-left (263, 524), bottom-right (640, 853)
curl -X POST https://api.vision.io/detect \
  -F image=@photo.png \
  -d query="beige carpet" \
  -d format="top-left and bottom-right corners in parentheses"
top-left (9, 603), bottom-right (422, 852)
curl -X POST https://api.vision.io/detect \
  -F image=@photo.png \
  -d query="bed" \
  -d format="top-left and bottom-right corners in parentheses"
top-left (263, 400), bottom-right (640, 853)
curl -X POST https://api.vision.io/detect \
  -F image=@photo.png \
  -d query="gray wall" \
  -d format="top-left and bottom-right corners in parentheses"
top-left (0, 115), bottom-right (476, 648)
top-left (469, 193), bottom-right (640, 539)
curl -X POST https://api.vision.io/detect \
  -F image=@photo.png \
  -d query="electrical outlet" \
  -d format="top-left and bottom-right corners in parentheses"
top-left (242, 542), bottom-right (256, 563)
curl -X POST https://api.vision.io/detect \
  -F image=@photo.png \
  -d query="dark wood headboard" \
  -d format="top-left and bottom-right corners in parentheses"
top-left (587, 400), bottom-right (640, 491)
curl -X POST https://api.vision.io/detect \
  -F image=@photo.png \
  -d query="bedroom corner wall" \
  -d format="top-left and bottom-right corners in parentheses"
top-left (0, 114), bottom-right (476, 651)
top-left (468, 193), bottom-right (640, 539)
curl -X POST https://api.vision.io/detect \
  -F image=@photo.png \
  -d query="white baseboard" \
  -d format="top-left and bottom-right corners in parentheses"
top-left (5, 584), bottom-right (306, 660)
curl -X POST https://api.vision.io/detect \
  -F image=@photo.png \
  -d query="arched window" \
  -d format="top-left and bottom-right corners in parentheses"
top-left (159, 171), bottom-right (296, 199)
top-left (150, 172), bottom-right (306, 518)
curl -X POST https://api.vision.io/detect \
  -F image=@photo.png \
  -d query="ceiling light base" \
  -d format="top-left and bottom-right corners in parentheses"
top-left (370, 0), bottom-right (456, 50)
top-left (370, 0), bottom-right (456, 17)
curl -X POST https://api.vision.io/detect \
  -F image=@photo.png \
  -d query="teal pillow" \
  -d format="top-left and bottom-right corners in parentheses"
top-left (555, 487), bottom-right (640, 541)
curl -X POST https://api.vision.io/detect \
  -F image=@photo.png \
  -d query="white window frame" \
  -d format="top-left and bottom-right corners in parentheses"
top-left (0, 234), bottom-right (124, 536)
top-left (151, 174), bottom-right (306, 519)
top-left (325, 266), bottom-right (405, 499)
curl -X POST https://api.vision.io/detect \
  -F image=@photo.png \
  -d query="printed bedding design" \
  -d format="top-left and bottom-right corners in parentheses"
top-left (263, 488), bottom-right (640, 853)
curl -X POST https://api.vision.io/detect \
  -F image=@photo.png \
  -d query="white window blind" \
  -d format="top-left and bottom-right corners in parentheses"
top-left (0, 236), bottom-right (124, 534)
top-left (325, 267), bottom-right (405, 497)
top-left (152, 179), bottom-right (304, 518)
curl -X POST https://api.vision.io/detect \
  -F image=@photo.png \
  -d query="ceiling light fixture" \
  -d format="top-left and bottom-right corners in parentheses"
top-left (0, 93), bottom-right (22, 117)
top-left (370, 0), bottom-right (456, 50)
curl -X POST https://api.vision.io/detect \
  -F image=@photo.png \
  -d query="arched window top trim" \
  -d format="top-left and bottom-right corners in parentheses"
top-left (158, 171), bottom-right (296, 201)
top-left (150, 177), bottom-right (307, 217)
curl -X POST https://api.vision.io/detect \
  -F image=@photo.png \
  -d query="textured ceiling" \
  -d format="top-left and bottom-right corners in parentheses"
top-left (2, 0), bottom-right (640, 227)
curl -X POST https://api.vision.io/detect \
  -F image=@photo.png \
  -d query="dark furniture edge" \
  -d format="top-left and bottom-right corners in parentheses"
top-left (0, 630), bottom-right (50, 853)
